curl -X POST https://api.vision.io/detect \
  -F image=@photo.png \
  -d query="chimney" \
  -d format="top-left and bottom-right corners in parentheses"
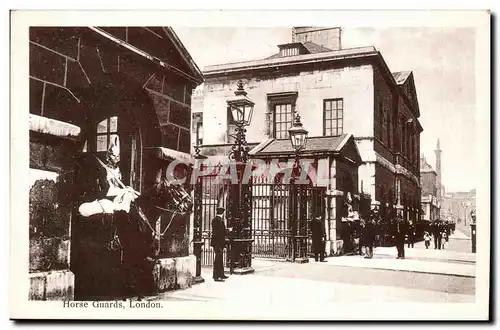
top-left (292, 27), bottom-right (342, 50)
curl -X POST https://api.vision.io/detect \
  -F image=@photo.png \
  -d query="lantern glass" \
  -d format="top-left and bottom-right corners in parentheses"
top-left (288, 115), bottom-right (309, 152)
top-left (227, 98), bottom-right (255, 127)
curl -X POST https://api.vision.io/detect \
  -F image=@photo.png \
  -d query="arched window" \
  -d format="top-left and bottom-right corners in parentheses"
top-left (81, 114), bottom-right (142, 191)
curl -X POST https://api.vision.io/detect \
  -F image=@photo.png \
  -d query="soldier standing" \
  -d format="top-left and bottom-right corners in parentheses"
top-left (211, 207), bottom-right (228, 281)
top-left (311, 215), bottom-right (327, 262)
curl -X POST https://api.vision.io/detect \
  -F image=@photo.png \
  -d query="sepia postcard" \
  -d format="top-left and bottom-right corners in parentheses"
top-left (10, 9), bottom-right (491, 320)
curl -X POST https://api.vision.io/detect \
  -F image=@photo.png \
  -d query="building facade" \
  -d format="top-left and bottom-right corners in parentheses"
top-left (29, 27), bottom-right (203, 300)
top-left (420, 152), bottom-right (441, 222)
top-left (192, 27), bottom-right (422, 254)
top-left (441, 190), bottom-right (477, 226)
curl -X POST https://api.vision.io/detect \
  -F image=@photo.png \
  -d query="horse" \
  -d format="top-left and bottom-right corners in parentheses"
top-left (71, 152), bottom-right (193, 300)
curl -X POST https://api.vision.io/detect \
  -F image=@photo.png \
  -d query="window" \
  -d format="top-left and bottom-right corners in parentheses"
top-left (280, 47), bottom-right (299, 57)
top-left (274, 103), bottom-right (294, 139)
top-left (196, 122), bottom-right (203, 145)
top-left (387, 115), bottom-right (392, 149)
top-left (267, 92), bottom-right (297, 139)
top-left (96, 116), bottom-right (118, 152)
top-left (192, 112), bottom-right (203, 145)
top-left (401, 117), bottom-right (406, 155)
top-left (323, 98), bottom-right (343, 136)
top-left (381, 103), bottom-right (387, 144)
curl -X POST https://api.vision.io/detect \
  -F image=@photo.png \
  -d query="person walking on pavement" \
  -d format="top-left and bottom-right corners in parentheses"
top-left (393, 216), bottom-right (407, 259)
top-left (407, 221), bottom-right (416, 248)
top-left (433, 220), bottom-right (442, 250)
top-left (363, 218), bottom-right (376, 259)
top-left (311, 215), bottom-right (327, 262)
top-left (211, 207), bottom-right (228, 282)
top-left (424, 231), bottom-right (431, 249)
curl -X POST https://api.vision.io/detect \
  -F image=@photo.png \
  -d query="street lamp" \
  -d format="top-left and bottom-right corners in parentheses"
top-left (226, 80), bottom-right (255, 275)
top-left (470, 209), bottom-right (476, 253)
top-left (288, 114), bottom-right (309, 263)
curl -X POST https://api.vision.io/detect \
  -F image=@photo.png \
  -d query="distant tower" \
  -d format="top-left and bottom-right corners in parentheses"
top-left (435, 138), bottom-right (442, 200)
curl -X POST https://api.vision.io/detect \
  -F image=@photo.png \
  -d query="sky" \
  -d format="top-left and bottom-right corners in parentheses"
top-left (174, 27), bottom-right (477, 193)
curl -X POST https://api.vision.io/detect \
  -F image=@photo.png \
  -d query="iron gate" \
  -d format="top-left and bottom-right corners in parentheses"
top-left (197, 165), bottom-right (229, 267)
top-left (252, 175), bottom-right (326, 259)
top-left (194, 165), bottom-right (327, 264)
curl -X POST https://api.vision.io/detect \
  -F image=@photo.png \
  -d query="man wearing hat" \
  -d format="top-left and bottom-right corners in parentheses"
top-left (211, 207), bottom-right (229, 281)
top-left (310, 214), bottom-right (327, 262)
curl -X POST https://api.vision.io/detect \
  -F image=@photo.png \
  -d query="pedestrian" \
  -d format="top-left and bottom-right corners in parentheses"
top-left (364, 219), bottom-right (375, 259)
top-left (407, 221), bottom-right (416, 248)
top-left (433, 221), bottom-right (442, 250)
top-left (424, 231), bottom-right (431, 249)
top-left (357, 221), bottom-right (364, 256)
top-left (441, 231), bottom-right (447, 249)
top-left (393, 216), bottom-right (406, 259)
top-left (211, 207), bottom-right (228, 282)
top-left (311, 215), bottom-right (327, 262)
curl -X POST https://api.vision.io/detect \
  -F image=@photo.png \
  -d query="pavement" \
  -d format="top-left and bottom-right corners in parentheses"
top-left (146, 233), bottom-right (475, 304)
top-left (150, 263), bottom-right (474, 303)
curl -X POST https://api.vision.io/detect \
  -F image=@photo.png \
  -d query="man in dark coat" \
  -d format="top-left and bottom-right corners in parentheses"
top-left (363, 219), bottom-right (376, 259)
top-left (393, 216), bottom-right (407, 259)
top-left (310, 215), bottom-right (327, 262)
top-left (433, 220), bottom-right (443, 250)
top-left (211, 207), bottom-right (228, 281)
top-left (407, 221), bottom-right (416, 248)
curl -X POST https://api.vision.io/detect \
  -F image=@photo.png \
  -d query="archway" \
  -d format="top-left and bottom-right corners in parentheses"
top-left (43, 73), bottom-right (164, 300)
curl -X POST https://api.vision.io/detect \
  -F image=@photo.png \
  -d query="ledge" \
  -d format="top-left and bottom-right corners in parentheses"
top-left (144, 147), bottom-right (195, 165)
top-left (29, 114), bottom-right (81, 139)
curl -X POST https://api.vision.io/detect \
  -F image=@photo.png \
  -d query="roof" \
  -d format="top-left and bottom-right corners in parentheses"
top-left (420, 157), bottom-right (436, 173)
top-left (392, 71), bottom-right (412, 85)
top-left (204, 46), bottom-right (378, 75)
top-left (90, 27), bottom-right (204, 85)
top-left (162, 27), bottom-right (205, 84)
top-left (265, 42), bottom-right (333, 60)
top-left (249, 134), bottom-right (361, 163)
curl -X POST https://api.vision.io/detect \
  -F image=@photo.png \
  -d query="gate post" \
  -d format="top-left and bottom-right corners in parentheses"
top-left (295, 182), bottom-right (309, 263)
top-left (192, 147), bottom-right (205, 284)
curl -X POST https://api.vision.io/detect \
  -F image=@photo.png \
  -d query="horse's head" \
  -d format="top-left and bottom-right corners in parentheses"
top-left (140, 178), bottom-right (194, 216)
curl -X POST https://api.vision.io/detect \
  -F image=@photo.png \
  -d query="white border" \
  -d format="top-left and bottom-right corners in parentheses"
top-left (9, 9), bottom-right (491, 321)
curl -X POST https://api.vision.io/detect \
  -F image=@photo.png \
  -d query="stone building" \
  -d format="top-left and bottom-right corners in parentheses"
top-left (441, 190), bottom-right (476, 226)
top-left (420, 152), bottom-right (441, 222)
top-left (192, 27), bottom-right (422, 255)
top-left (29, 27), bottom-right (203, 300)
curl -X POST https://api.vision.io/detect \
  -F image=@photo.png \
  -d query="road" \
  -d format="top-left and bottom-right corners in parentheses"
top-left (149, 232), bottom-right (475, 304)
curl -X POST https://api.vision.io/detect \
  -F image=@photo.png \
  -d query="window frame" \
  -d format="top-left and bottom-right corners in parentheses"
top-left (96, 116), bottom-right (119, 153)
top-left (267, 92), bottom-right (298, 140)
top-left (323, 98), bottom-right (344, 137)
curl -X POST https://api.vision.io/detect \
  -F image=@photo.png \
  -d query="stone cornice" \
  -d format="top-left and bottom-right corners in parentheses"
top-left (370, 152), bottom-right (420, 187)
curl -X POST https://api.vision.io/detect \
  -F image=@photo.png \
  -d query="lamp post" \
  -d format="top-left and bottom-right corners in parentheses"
top-left (192, 145), bottom-right (207, 284)
top-left (470, 209), bottom-right (476, 253)
top-left (288, 114), bottom-right (309, 263)
top-left (226, 80), bottom-right (255, 274)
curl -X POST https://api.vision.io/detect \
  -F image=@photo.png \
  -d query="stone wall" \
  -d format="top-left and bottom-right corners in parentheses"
top-left (196, 63), bottom-right (374, 145)
top-left (29, 27), bottom-right (201, 300)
